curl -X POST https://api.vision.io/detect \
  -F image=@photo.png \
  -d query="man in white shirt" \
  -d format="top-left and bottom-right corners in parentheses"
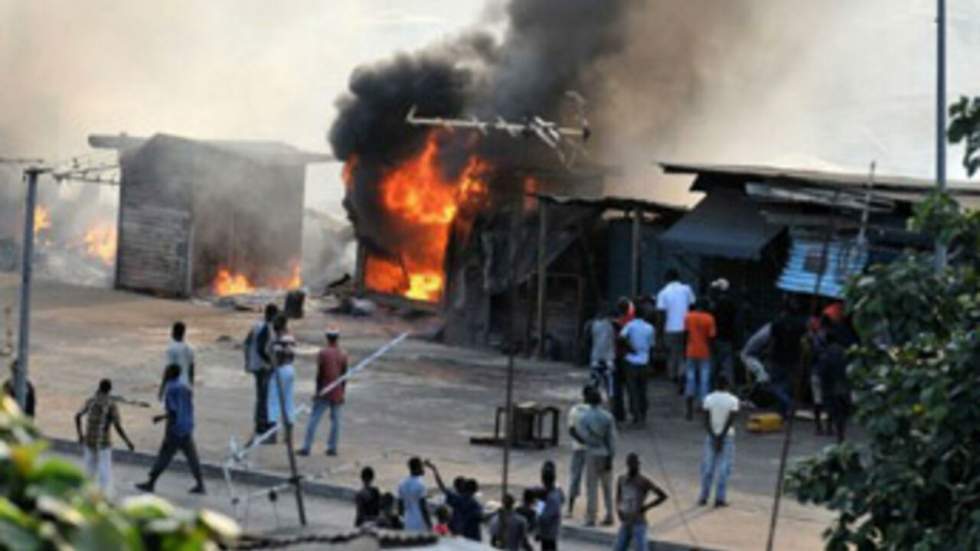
top-left (698, 376), bottom-right (739, 507)
top-left (584, 312), bottom-right (616, 399)
top-left (619, 316), bottom-right (654, 426)
top-left (656, 270), bottom-right (695, 392)
top-left (160, 322), bottom-right (194, 401)
top-left (398, 457), bottom-right (431, 531)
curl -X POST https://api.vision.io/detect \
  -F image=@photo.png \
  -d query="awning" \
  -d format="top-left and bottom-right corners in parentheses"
top-left (658, 189), bottom-right (783, 259)
top-left (777, 234), bottom-right (868, 298)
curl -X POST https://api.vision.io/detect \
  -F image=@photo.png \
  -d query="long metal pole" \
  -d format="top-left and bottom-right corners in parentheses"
top-left (15, 169), bottom-right (39, 411)
top-left (935, 0), bottom-right (948, 271)
top-left (501, 202), bottom-right (519, 504)
top-left (535, 200), bottom-right (548, 358)
top-left (270, 356), bottom-right (307, 525)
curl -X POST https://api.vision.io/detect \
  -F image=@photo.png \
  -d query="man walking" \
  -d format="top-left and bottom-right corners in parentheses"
top-left (398, 457), bottom-right (431, 532)
top-left (684, 300), bottom-right (716, 420)
top-left (698, 376), bottom-right (739, 507)
top-left (613, 453), bottom-right (668, 551)
top-left (565, 385), bottom-right (590, 517)
top-left (75, 378), bottom-right (135, 496)
top-left (300, 328), bottom-right (348, 456)
top-left (656, 269), bottom-right (695, 393)
top-left (244, 304), bottom-right (278, 441)
top-left (136, 364), bottom-right (206, 494)
top-left (161, 322), bottom-right (194, 401)
top-left (579, 386), bottom-right (616, 526)
top-left (619, 313), bottom-right (654, 427)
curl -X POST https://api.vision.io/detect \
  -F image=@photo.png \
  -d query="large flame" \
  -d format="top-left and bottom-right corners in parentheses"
top-left (33, 206), bottom-right (51, 235)
top-left (211, 262), bottom-right (302, 297)
top-left (82, 222), bottom-right (117, 266)
top-left (353, 131), bottom-right (488, 303)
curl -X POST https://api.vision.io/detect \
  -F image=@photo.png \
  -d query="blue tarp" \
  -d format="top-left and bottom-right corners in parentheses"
top-left (777, 235), bottom-right (868, 298)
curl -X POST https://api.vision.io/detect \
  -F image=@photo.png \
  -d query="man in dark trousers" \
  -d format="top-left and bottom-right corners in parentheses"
top-left (244, 304), bottom-right (278, 442)
top-left (135, 364), bottom-right (206, 494)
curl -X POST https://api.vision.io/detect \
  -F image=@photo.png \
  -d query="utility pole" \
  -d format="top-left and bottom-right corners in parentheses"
top-left (935, 0), bottom-right (948, 271)
top-left (14, 168), bottom-right (40, 411)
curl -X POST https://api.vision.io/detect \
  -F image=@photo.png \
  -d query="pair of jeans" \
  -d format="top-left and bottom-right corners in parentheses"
top-left (663, 331), bottom-right (686, 380)
top-left (624, 364), bottom-right (648, 422)
top-left (302, 399), bottom-right (342, 453)
top-left (253, 369), bottom-right (271, 434)
top-left (685, 358), bottom-right (712, 404)
top-left (590, 361), bottom-right (613, 399)
top-left (613, 522), bottom-right (648, 551)
top-left (712, 340), bottom-right (735, 387)
top-left (148, 432), bottom-right (204, 487)
top-left (611, 359), bottom-right (626, 422)
top-left (584, 454), bottom-right (613, 524)
top-left (83, 447), bottom-right (113, 496)
top-left (567, 448), bottom-right (586, 502)
top-left (698, 435), bottom-right (734, 504)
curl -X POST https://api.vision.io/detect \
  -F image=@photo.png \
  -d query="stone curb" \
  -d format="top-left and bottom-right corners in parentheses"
top-left (48, 438), bottom-right (712, 551)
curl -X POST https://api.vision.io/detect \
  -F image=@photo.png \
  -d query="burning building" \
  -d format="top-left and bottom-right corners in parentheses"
top-left (90, 133), bottom-right (331, 297)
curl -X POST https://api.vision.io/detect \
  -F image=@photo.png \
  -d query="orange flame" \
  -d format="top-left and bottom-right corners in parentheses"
top-left (33, 206), bottom-right (51, 234)
top-left (82, 222), bottom-right (117, 266)
top-left (211, 262), bottom-right (302, 296)
top-left (356, 131), bottom-right (488, 303)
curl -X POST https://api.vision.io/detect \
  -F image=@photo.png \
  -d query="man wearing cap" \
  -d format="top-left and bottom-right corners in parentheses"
top-left (300, 328), bottom-right (348, 456)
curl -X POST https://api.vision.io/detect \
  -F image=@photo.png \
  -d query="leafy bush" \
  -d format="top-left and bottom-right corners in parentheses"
top-left (0, 396), bottom-right (239, 550)
top-left (786, 196), bottom-right (980, 550)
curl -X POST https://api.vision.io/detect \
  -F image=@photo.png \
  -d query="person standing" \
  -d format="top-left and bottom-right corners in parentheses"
top-left (579, 386), bottom-right (616, 526)
top-left (698, 376), bottom-right (739, 507)
top-left (424, 459), bottom-right (484, 542)
top-left (398, 457), bottom-right (431, 532)
top-left (267, 336), bottom-right (297, 431)
top-left (490, 494), bottom-right (533, 551)
top-left (135, 364), bottom-right (206, 494)
top-left (75, 379), bottom-right (135, 496)
top-left (565, 385), bottom-right (590, 517)
top-left (683, 300), bottom-right (716, 420)
top-left (708, 278), bottom-right (739, 387)
top-left (769, 298), bottom-right (807, 419)
top-left (610, 298), bottom-right (635, 423)
top-left (618, 314), bottom-right (654, 427)
top-left (355, 466), bottom-right (381, 527)
top-left (656, 269), bottom-right (695, 393)
top-left (818, 326), bottom-right (852, 443)
top-left (537, 460), bottom-right (564, 551)
top-left (613, 453), bottom-right (668, 551)
top-left (584, 311), bottom-right (616, 400)
top-left (160, 322), bottom-right (194, 401)
top-left (244, 304), bottom-right (278, 441)
top-left (300, 328), bottom-right (348, 456)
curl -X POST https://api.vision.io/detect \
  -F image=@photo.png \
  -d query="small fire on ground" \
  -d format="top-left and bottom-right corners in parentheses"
top-left (348, 131), bottom-right (489, 303)
top-left (211, 263), bottom-right (302, 296)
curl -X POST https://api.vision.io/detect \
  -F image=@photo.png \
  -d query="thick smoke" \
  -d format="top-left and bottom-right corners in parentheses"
top-left (330, 0), bottom-right (636, 255)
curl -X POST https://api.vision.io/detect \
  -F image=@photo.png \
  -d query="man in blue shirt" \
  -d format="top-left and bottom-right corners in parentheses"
top-left (424, 459), bottom-right (483, 541)
top-left (619, 315), bottom-right (655, 427)
top-left (135, 364), bottom-right (206, 494)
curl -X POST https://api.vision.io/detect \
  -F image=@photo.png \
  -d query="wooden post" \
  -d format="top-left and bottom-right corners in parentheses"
top-left (535, 200), bottom-right (548, 358)
top-left (630, 208), bottom-right (642, 297)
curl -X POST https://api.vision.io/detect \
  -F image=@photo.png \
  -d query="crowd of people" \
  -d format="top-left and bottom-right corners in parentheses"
top-left (61, 272), bottom-right (858, 550)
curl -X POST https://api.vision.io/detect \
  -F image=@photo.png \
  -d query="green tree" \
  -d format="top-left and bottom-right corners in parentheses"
top-left (948, 95), bottom-right (980, 177)
top-left (0, 397), bottom-right (239, 550)
top-left (786, 195), bottom-right (980, 550)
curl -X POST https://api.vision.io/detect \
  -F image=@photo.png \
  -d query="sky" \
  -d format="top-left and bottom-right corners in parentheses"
top-left (1, 0), bottom-right (979, 212)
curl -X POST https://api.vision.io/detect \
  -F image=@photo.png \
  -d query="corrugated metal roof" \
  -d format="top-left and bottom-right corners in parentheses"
top-left (89, 133), bottom-right (334, 165)
top-left (658, 189), bottom-right (782, 259)
top-left (777, 234), bottom-right (868, 298)
top-left (533, 192), bottom-right (687, 216)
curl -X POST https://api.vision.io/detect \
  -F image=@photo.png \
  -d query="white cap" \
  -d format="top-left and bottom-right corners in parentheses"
top-left (710, 278), bottom-right (730, 291)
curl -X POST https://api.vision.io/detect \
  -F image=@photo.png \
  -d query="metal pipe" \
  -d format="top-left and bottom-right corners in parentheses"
top-left (15, 168), bottom-right (39, 411)
top-left (935, 0), bottom-right (948, 271)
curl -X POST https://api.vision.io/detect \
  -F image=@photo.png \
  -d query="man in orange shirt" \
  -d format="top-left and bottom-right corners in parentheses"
top-left (299, 328), bottom-right (349, 456)
top-left (684, 301), bottom-right (716, 421)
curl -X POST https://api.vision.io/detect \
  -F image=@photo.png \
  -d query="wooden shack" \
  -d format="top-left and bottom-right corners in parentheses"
top-left (89, 133), bottom-right (331, 297)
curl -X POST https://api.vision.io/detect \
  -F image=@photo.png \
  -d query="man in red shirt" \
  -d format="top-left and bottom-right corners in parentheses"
top-left (684, 301), bottom-right (716, 421)
top-left (299, 328), bottom-right (349, 456)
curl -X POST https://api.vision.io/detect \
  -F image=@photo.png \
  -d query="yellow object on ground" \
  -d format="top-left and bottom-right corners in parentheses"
top-left (747, 412), bottom-right (784, 433)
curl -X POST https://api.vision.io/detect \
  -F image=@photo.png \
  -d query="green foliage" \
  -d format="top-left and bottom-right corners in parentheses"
top-left (948, 95), bottom-right (980, 177)
top-left (0, 397), bottom-right (239, 551)
top-left (786, 194), bottom-right (980, 550)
